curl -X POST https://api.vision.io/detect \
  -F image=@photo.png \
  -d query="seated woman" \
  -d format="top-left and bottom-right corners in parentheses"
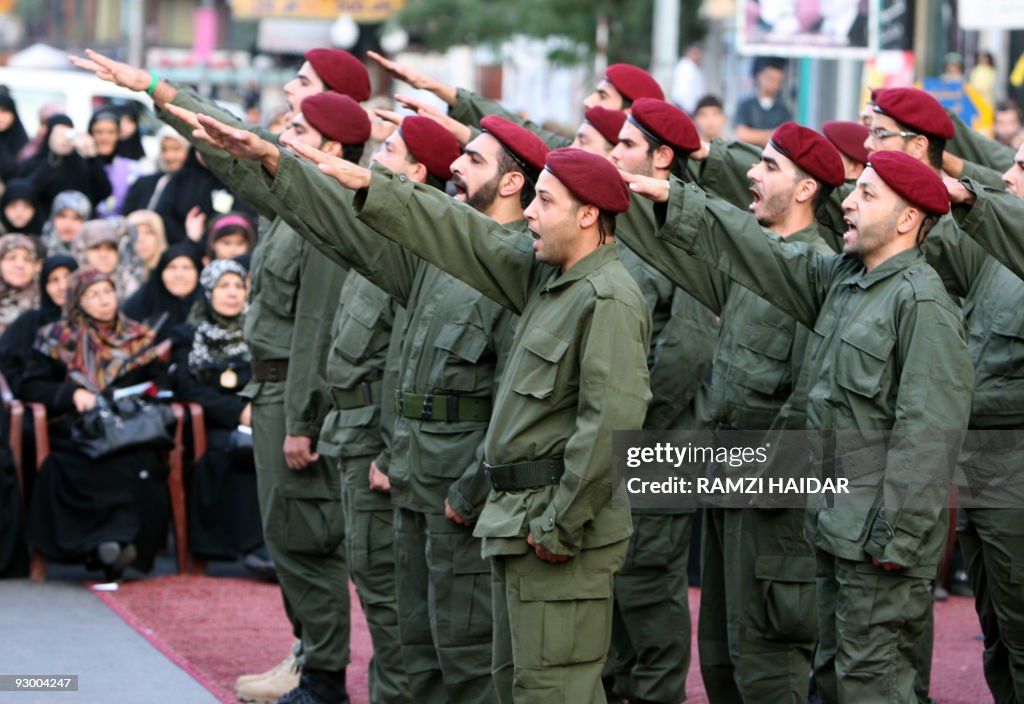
top-left (124, 210), bottom-right (167, 283)
top-left (73, 219), bottom-right (139, 300)
top-left (0, 253), bottom-right (77, 395)
top-left (122, 243), bottom-right (201, 341)
top-left (170, 259), bottom-right (267, 569)
top-left (0, 233), bottom-right (39, 335)
top-left (40, 191), bottom-right (91, 257)
top-left (21, 269), bottom-right (171, 580)
top-left (89, 108), bottom-right (146, 218)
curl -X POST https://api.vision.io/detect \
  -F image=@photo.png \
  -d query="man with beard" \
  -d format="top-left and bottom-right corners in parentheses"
top-left (626, 148), bottom-right (973, 704)
top-left (614, 119), bottom-right (839, 703)
top-left (182, 109), bottom-right (547, 704)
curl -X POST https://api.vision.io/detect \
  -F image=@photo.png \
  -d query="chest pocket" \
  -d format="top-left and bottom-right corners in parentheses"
top-left (835, 322), bottom-right (896, 398)
top-left (337, 296), bottom-right (384, 363)
top-left (433, 322), bottom-right (491, 392)
top-left (984, 308), bottom-right (1024, 379)
top-left (257, 244), bottom-right (301, 317)
top-left (512, 328), bottom-right (570, 401)
top-left (731, 322), bottom-right (793, 396)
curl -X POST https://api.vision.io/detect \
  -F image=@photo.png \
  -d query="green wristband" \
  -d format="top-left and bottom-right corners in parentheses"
top-left (146, 71), bottom-right (159, 96)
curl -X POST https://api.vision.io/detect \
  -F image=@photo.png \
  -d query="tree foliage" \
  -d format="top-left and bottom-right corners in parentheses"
top-left (396, 0), bottom-right (707, 66)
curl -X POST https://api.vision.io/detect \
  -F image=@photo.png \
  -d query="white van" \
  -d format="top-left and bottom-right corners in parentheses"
top-left (0, 66), bottom-right (157, 147)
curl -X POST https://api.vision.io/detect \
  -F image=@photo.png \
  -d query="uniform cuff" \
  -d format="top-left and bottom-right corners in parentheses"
top-left (528, 509), bottom-right (578, 557)
top-left (659, 178), bottom-right (707, 251)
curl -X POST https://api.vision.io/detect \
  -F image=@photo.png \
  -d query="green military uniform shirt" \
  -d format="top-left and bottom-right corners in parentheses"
top-left (225, 151), bottom-right (518, 520)
top-left (348, 169), bottom-right (651, 558)
top-left (952, 179), bottom-right (1024, 282)
top-left (657, 178), bottom-right (975, 575)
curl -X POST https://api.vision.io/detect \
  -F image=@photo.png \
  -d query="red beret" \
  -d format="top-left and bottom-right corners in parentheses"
top-left (872, 87), bottom-right (955, 140)
top-left (544, 147), bottom-right (630, 214)
top-left (605, 64), bottom-right (664, 102)
top-left (480, 116), bottom-right (549, 175)
top-left (823, 120), bottom-right (870, 165)
top-left (400, 116), bottom-right (461, 182)
top-left (305, 49), bottom-right (371, 102)
top-left (769, 122), bottom-right (845, 188)
top-left (628, 98), bottom-right (701, 155)
top-left (300, 94), bottom-right (371, 146)
top-left (867, 151), bottom-right (950, 216)
top-left (584, 106), bottom-right (627, 146)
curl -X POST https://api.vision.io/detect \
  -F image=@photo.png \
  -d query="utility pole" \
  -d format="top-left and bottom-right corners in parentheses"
top-left (651, 0), bottom-right (680, 92)
top-left (123, 0), bottom-right (144, 66)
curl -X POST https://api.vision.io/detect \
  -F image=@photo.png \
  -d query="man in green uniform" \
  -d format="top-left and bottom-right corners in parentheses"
top-left (313, 117), bottom-right (462, 704)
top-left (615, 117), bottom-right (841, 703)
top-left (585, 98), bottom-right (717, 704)
top-left (72, 48), bottom-right (372, 704)
top-left (858, 87), bottom-right (1024, 704)
top-left (275, 139), bottom-right (650, 703)
top-left (625, 149), bottom-right (974, 704)
top-left (185, 111), bottom-right (556, 703)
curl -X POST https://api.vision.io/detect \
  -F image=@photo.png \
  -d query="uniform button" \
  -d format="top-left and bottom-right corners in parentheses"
top-left (545, 518), bottom-right (554, 529)
top-left (398, 175), bottom-right (407, 182)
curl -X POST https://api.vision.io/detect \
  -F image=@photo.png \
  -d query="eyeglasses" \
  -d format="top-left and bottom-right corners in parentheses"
top-left (869, 127), bottom-right (918, 141)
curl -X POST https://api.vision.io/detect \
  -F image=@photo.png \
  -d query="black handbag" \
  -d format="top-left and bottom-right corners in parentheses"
top-left (71, 396), bottom-right (177, 460)
top-left (226, 425), bottom-right (254, 467)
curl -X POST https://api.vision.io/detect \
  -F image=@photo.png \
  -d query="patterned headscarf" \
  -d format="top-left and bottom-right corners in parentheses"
top-left (187, 260), bottom-right (249, 375)
top-left (34, 269), bottom-right (162, 391)
top-left (0, 233), bottom-right (40, 332)
top-left (40, 190), bottom-right (92, 256)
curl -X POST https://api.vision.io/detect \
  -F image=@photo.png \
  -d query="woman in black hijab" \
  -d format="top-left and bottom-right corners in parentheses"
top-left (0, 92), bottom-right (28, 183)
top-left (0, 179), bottom-right (46, 237)
top-left (122, 242), bottom-right (202, 341)
top-left (115, 103), bottom-right (146, 161)
top-left (20, 114), bottom-right (112, 213)
top-left (0, 253), bottom-right (77, 395)
top-left (153, 147), bottom-right (254, 245)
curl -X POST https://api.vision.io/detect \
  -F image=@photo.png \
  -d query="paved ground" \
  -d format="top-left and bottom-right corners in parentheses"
top-left (0, 577), bottom-right (219, 704)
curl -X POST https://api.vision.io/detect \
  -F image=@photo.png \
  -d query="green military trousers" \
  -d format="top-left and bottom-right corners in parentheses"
top-left (605, 512), bottom-right (693, 703)
top-left (491, 537), bottom-right (629, 704)
top-left (959, 507), bottom-right (1024, 704)
top-left (393, 506), bottom-right (494, 703)
top-left (813, 548), bottom-right (933, 704)
top-left (699, 507), bottom-right (816, 703)
top-left (338, 455), bottom-right (411, 703)
top-left (252, 383), bottom-right (350, 673)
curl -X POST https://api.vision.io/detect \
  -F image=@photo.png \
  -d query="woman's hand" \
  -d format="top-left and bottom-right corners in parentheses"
top-left (185, 206), bottom-right (207, 243)
top-left (73, 388), bottom-right (98, 413)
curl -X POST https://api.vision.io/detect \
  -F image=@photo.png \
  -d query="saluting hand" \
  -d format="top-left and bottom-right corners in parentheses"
top-left (944, 176), bottom-right (975, 205)
top-left (283, 138), bottom-right (373, 191)
top-left (193, 113), bottom-right (274, 162)
top-left (620, 170), bottom-right (671, 203)
top-left (366, 51), bottom-right (456, 105)
top-left (69, 49), bottom-right (150, 92)
top-left (394, 95), bottom-right (472, 146)
top-left (527, 532), bottom-right (570, 564)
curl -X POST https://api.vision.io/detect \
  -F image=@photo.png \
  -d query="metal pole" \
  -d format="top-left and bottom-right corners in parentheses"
top-left (123, 0), bottom-right (144, 66)
top-left (651, 0), bottom-right (680, 89)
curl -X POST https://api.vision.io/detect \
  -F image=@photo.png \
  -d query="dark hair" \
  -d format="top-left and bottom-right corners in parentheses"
top-left (791, 165), bottom-right (833, 212)
top-left (597, 210), bottom-right (617, 244)
top-left (693, 94), bottom-right (723, 114)
top-left (494, 147), bottom-right (536, 209)
top-left (342, 142), bottom-right (365, 164)
top-left (753, 56), bottom-right (787, 77)
top-left (403, 151), bottom-right (448, 192)
top-left (996, 100), bottom-right (1022, 119)
top-left (917, 213), bottom-right (939, 247)
top-left (892, 117), bottom-right (945, 170)
top-left (642, 132), bottom-right (689, 181)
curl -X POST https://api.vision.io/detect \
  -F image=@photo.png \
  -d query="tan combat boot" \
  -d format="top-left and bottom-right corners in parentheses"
top-left (235, 649), bottom-right (300, 703)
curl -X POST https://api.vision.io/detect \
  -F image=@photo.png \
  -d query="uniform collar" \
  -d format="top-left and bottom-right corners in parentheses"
top-left (542, 243), bottom-right (620, 293)
top-left (781, 221), bottom-right (824, 246)
top-left (839, 247), bottom-right (924, 289)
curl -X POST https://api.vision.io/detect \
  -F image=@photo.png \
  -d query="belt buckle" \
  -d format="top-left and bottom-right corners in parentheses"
top-left (421, 393), bottom-right (434, 420)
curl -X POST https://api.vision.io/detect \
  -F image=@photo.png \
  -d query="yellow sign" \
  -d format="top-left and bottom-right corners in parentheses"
top-left (230, 0), bottom-right (405, 22)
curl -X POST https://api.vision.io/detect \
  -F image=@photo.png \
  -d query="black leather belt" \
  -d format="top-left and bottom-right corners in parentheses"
top-left (252, 359), bottom-right (289, 382)
top-left (485, 459), bottom-right (565, 491)
top-left (396, 390), bottom-right (491, 422)
top-left (331, 381), bottom-right (381, 409)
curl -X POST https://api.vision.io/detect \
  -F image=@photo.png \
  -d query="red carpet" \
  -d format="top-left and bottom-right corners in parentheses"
top-left (93, 578), bottom-right (990, 704)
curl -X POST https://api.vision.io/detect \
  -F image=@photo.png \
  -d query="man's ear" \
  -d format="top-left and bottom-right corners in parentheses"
top-left (577, 203), bottom-right (599, 229)
top-left (499, 170), bottom-right (525, 198)
top-left (321, 139), bottom-right (343, 157)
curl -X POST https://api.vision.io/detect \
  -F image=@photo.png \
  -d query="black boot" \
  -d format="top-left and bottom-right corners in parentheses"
top-left (276, 668), bottom-right (348, 704)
